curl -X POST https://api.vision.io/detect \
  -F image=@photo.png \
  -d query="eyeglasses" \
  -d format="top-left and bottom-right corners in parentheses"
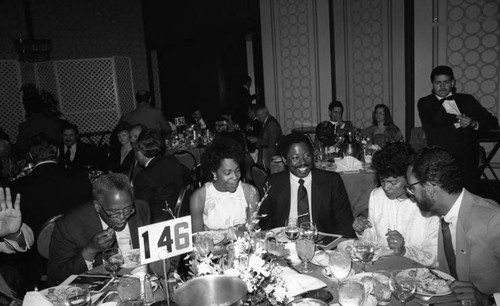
top-left (98, 202), bottom-right (135, 220)
top-left (404, 181), bottom-right (423, 196)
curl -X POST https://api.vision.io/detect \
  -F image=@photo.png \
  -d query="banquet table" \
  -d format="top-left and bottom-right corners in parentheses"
top-left (165, 146), bottom-right (205, 168)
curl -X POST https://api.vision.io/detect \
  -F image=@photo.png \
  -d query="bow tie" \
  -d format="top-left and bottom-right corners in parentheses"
top-left (439, 95), bottom-right (455, 104)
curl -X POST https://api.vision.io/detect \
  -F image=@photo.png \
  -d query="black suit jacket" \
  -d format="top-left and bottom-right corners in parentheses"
top-left (133, 155), bottom-right (190, 223)
top-left (58, 141), bottom-right (97, 171)
top-left (48, 200), bottom-right (150, 286)
top-left (259, 168), bottom-right (356, 238)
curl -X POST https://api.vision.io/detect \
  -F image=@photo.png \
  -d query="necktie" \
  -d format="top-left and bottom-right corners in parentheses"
top-left (439, 95), bottom-right (455, 104)
top-left (441, 218), bottom-right (457, 279)
top-left (63, 146), bottom-right (71, 169)
top-left (297, 179), bottom-right (309, 226)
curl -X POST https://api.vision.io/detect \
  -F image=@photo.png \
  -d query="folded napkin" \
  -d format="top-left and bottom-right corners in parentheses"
top-left (280, 266), bottom-right (327, 297)
top-left (23, 291), bottom-right (54, 306)
top-left (335, 156), bottom-right (363, 172)
top-left (284, 242), bottom-right (301, 265)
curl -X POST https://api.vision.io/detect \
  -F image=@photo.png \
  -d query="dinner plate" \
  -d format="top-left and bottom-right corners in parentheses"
top-left (40, 286), bottom-right (68, 306)
top-left (399, 268), bottom-right (454, 296)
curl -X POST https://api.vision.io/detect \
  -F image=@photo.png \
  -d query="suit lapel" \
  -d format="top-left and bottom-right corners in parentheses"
top-left (310, 170), bottom-right (320, 223)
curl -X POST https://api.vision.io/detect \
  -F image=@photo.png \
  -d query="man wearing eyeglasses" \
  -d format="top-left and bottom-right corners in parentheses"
top-left (407, 147), bottom-right (500, 305)
top-left (418, 65), bottom-right (498, 194)
top-left (47, 173), bottom-right (151, 286)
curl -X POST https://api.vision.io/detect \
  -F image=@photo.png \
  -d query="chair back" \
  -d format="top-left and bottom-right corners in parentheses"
top-left (250, 163), bottom-right (268, 192)
top-left (173, 150), bottom-right (197, 171)
top-left (37, 215), bottom-right (63, 259)
top-left (191, 163), bottom-right (206, 189)
top-left (174, 184), bottom-right (194, 218)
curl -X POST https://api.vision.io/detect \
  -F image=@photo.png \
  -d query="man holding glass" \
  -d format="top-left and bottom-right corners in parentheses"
top-left (407, 146), bottom-right (500, 305)
top-left (259, 133), bottom-right (355, 238)
top-left (48, 173), bottom-right (150, 286)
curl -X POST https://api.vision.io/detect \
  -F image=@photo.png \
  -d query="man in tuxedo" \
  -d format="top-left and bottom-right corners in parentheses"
top-left (133, 129), bottom-right (190, 223)
top-left (407, 147), bottom-right (500, 304)
top-left (259, 133), bottom-right (355, 238)
top-left (58, 122), bottom-right (96, 171)
top-left (418, 65), bottom-right (498, 193)
top-left (255, 105), bottom-right (283, 170)
top-left (48, 173), bottom-right (150, 286)
top-left (315, 101), bottom-right (355, 147)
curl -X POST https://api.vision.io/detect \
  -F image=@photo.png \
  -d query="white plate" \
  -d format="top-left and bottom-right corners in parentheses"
top-left (399, 268), bottom-right (454, 296)
top-left (349, 272), bottom-right (374, 294)
top-left (40, 286), bottom-right (68, 306)
top-left (311, 250), bottom-right (334, 267)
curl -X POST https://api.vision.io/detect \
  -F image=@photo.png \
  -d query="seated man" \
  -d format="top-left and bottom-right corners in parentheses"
top-left (352, 142), bottom-right (439, 267)
top-left (48, 173), bottom-right (150, 286)
top-left (133, 129), bottom-right (190, 223)
top-left (259, 133), bottom-right (355, 238)
top-left (58, 122), bottom-right (96, 171)
top-left (315, 101), bottom-right (355, 147)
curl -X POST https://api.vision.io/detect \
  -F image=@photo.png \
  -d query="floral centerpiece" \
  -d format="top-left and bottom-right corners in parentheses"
top-left (360, 137), bottom-right (381, 163)
top-left (187, 184), bottom-right (293, 305)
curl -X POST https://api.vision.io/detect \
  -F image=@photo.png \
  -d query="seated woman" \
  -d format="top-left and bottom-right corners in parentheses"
top-left (190, 136), bottom-right (259, 232)
top-left (352, 142), bottom-right (439, 267)
top-left (108, 121), bottom-right (135, 175)
top-left (361, 104), bottom-right (403, 147)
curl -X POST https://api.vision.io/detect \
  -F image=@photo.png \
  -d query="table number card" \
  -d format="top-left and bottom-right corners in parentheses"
top-left (138, 216), bottom-right (193, 265)
top-left (174, 116), bottom-right (186, 127)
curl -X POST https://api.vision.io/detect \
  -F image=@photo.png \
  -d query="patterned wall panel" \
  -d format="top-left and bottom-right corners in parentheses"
top-left (19, 62), bottom-right (36, 86)
top-left (0, 61), bottom-right (25, 141)
top-left (276, 0), bottom-right (316, 131)
top-left (36, 61), bottom-right (57, 96)
top-left (114, 57), bottom-right (136, 115)
top-left (446, 0), bottom-right (499, 117)
top-left (346, 0), bottom-right (389, 129)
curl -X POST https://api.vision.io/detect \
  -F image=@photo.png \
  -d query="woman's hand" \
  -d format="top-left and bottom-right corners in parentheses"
top-left (352, 216), bottom-right (371, 234)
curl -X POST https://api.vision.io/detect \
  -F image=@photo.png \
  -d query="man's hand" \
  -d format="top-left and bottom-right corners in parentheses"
top-left (81, 228), bottom-right (115, 261)
top-left (386, 229), bottom-right (406, 256)
top-left (0, 188), bottom-right (22, 237)
top-left (456, 115), bottom-right (474, 128)
top-left (352, 216), bottom-right (371, 233)
top-left (451, 281), bottom-right (488, 306)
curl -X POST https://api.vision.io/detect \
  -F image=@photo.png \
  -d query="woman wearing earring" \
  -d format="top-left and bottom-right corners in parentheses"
top-left (190, 136), bottom-right (259, 232)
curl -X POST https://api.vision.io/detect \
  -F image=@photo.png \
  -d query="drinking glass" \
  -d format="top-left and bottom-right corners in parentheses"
top-left (102, 247), bottom-right (124, 284)
top-left (295, 237), bottom-right (315, 273)
top-left (299, 221), bottom-right (318, 240)
top-left (117, 275), bottom-right (141, 301)
top-left (63, 285), bottom-right (91, 306)
top-left (285, 218), bottom-right (299, 242)
top-left (328, 250), bottom-right (351, 281)
top-left (352, 240), bottom-right (375, 272)
top-left (338, 279), bottom-right (365, 306)
top-left (390, 270), bottom-right (416, 306)
top-left (373, 271), bottom-right (392, 305)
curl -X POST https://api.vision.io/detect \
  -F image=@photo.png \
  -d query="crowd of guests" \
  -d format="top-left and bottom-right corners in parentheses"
top-left (0, 65), bottom-right (498, 305)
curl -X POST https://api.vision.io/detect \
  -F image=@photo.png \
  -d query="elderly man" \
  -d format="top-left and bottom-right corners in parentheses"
top-left (315, 101), bottom-right (355, 147)
top-left (47, 173), bottom-right (150, 285)
top-left (418, 65), bottom-right (498, 193)
top-left (259, 133), bottom-right (355, 238)
top-left (133, 129), bottom-right (190, 223)
top-left (407, 146), bottom-right (500, 304)
top-left (121, 90), bottom-right (171, 135)
top-left (254, 105), bottom-right (283, 170)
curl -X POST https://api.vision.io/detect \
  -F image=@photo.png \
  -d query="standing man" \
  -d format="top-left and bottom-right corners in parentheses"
top-left (407, 147), bottom-right (500, 304)
top-left (133, 129), bottom-right (190, 223)
top-left (315, 101), bottom-right (355, 147)
top-left (418, 65), bottom-right (498, 193)
top-left (259, 133), bottom-right (355, 238)
top-left (121, 90), bottom-right (171, 136)
top-left (255, 105), bottom-right (283, 170)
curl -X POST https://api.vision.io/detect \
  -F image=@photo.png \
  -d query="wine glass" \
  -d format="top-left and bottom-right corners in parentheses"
top-left (285, 218), bottom-right (299, 242)
top-left (328, 250), bottom-right (351, 281)
top-left (102, 248), bottom-right (124, 284)
top-left (338, 279), bottom-right (365, 306)
top-left (390, 270), bottom-right (416, 306)
top-left (299, 221), bottom-right (318, 240)
top-left (352, 239), bottom-right (375, 272)
top-left (373, 271), bottom-right (392, 305)
top-left (295, 236), bottom-right (315, 273)
top-left (63, 285), bottom-right (91, 306)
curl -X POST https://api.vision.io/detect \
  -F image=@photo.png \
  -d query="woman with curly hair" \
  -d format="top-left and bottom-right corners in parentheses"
top-left (352, 142), bottom-right (439, 267)
top-left (190, 136), bottom-right (259, 232)
top-left (361, 104), bottom-right (403, 147)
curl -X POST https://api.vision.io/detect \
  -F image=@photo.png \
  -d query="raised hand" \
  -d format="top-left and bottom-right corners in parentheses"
top-left (0, 187), bottom-right (22, 237)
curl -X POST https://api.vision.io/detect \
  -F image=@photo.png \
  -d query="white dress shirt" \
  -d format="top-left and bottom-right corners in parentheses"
top-left (64, 143), bottom-right (77, 161)
top-left (436, 94), bottom-right (461, 129)
top-left (288, 172), bottom-right (312, 223)
top-left (443, 188), bottom-right (465, 254)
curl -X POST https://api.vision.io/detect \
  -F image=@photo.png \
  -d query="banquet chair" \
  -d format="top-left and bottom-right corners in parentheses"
top-left (250, 164), bottom-right (268, 192)
top-left (191, 163), bottom-right (205, 189)
top-left (174, 184), bottom-right (194, 218)
top-left (37, 214), bottom-right (63, 260)
top-left (173, 150), bottom-right (197, 172)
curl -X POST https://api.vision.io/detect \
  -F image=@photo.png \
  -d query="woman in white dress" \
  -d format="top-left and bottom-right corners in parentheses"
top-left (190, 136), bottom-right (259, 232)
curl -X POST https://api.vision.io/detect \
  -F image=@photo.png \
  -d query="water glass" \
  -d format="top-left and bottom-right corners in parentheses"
top-left (63, 285), bottom-right (91, 306)
top-left (390, 270), bottom-right (416, 306)
top-left (373, 271), bottom-right (392, 305)
top-left (117, 275), bottom-right (141, 301)
top-left (296, 237), bottom-right (315, 273)
top-left (352, 240), bottom-right (375, 272)
top-left (328, 250), bottom-right (351, 281)
top-left (285, 218), bottom-right (299, 242)
top-left (299, 221), bottom-right (318, 240)
top-left (102, 248), bottom-right (124, 284)
top-left (338, 279), bottom-right (365, 306)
